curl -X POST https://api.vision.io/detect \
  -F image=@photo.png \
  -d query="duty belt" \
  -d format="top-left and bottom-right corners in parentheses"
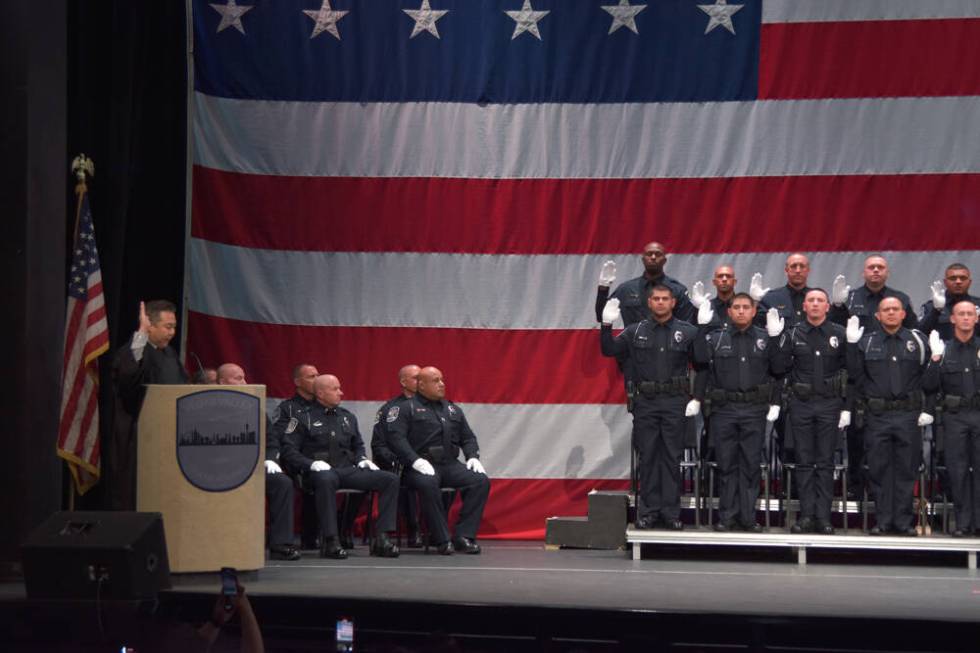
top-left (708, 384), bottom-right (771, 404)
top-left (790, 374), bottom-right (846, 400)
top-left (864, 396), bottom-right (921, 413)
top-left (941, 394), bottom-right (980, 412)
top-left (636, 377), bottom-right (688, 398)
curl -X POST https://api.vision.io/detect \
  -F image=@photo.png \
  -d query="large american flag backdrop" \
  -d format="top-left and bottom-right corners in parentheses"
top-left (188, 0), bottom-right (980, 538)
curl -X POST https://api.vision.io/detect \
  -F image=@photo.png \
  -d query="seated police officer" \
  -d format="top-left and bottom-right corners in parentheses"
top-left (385, 366), bottom-right (490, 555)
top-left (280, 374), bottom-right (400, 559)
top-left (217, 363), bottom-right (300, 561)
top-left (695, 293), bottom-right (787, 532)
top-left (923, 301), bottom-right (980, 536)
top-left (600, 285), bottom-right (700, 530)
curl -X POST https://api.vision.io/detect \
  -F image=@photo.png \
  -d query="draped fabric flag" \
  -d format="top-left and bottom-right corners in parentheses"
top-left (189, 0), bottom-right (980, 538)
top-left (58, 186), bottom-right (110, 495)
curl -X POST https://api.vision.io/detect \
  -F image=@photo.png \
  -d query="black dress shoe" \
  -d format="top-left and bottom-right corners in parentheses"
top-left (898, 526), bottom-right (918, 537)
top-left (951, 528), bottom-right (967, 538)
top-left (815, 522), bottom-right (835, 535)
top-left (635, 516), bottom-right (656, 530)
top-left (451, 536), bottom-right (481, 554)
top-left (667, 519), bottom-right (684, 531)
top-left (743, 523), bottom-right (763, 533)
top-left (868, 526), bottom-right (887, 536)
top-left (431, 540), bottom-right (454, 555)
top-left (790, 518), bottom-right (813, 534)
top-left (320, 537), bottom-right (348, 559)
top-left (269, 544), bottom-right (301, 561)
top-left (370, 534), bottom-right (400, 558)
top-left (713, 521), bottom-right (734, 533)
top-left (406, 532), bottom-right (424, 548)
top-left (339, 533), bottom-right (355, 550)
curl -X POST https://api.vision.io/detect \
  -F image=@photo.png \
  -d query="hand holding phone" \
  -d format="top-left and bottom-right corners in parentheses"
top-left (220, 567), bottom-right (238, 612)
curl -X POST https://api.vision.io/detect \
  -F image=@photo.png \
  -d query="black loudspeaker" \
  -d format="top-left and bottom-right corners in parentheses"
top-left (21, 511), bottom-right (171, 600)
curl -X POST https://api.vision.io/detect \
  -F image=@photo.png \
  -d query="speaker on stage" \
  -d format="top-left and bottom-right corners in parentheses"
top-left (21, 511), bottom-right (171, 600)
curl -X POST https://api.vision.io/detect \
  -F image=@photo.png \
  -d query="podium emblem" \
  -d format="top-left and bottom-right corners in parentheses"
top-left (176, 390), bottom-right (261, 491)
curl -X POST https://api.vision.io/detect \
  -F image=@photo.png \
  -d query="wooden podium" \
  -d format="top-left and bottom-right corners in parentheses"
top-left (137, 384), bottom-right (266, 572)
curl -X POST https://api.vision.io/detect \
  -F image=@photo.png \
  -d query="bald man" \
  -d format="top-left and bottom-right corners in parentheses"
top-left (280, 375), bottom-right (400, 559)
top-left (596, 241), bottom-right (695, 328)
top-left (219, 363), bottom-right (299, 560)
top-left (370, 364), bottom-right (424, 547)
top-left (753, 253), bottom-right (812, 329)
top-left (690, 264), bottom-right (738, 331)
top-left (386, 367), bottom-right (490, 554)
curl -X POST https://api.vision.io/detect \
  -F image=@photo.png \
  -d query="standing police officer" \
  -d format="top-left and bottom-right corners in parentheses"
top-left (280, 374), bottom-right (401, 559)
top-left (779, 289), bottom-right (850, 535)
top-left (689, 265), bottom-right (737, 331)
top-left (695, 294), bottom-right (787, 532)
top-left (846, 298), bottom-right (933, 536)
top-left (919, 264), bottom-right (980, 340)
top-left (750, 253), bottom-right (812, 329)
top-left (595, 241), bottom-right (695, 327)
top-left (600, 285), bottom-right (700, 530)
top-left (371, 364), bottom-right (424, 548)
top-left (923, 301), bottom-right (980, 536)
top-left (385, 367), bottom-right (490, 555)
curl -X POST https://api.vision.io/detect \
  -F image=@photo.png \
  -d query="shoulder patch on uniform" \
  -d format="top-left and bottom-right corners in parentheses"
top-left (285, 417), bottom-right (298, 434)
top-left (386, 406), bottom-right (400, 423)
top-left (448, 403), bottom-right (457, 416)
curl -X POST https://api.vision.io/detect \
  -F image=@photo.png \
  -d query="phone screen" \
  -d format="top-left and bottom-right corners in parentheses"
top-left (220, 567), bottom-right (237, 596)
top-left (336, 617), bottom-right (354, 652)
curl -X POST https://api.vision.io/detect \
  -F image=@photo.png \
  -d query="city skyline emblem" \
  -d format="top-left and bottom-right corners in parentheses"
top-left (176, 389), bottom-right (261, 492)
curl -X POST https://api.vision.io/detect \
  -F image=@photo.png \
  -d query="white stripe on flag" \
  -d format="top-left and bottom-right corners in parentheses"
top-left (763, 0), bottom-right (980, 24)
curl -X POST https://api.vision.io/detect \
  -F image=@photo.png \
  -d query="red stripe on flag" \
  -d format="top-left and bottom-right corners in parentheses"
top-left (760, 18), bottom-right (980, 99)
top-left (192, 167), bottom-right (980, 254)
top-left (62, 299), bottom-right (85, 371)
top-left (187, 311), bottom-right (626, 404)
top-left (74, 382), bottom-right (99, 458)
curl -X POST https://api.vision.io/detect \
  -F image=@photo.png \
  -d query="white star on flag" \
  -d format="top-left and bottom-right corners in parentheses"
top-left (404, 0), bottom-right (449, 39)
top-left (698, 0), bottom-right (744, 35)
top-left (505, 0), bottom-right (550, 41)
top-left (304, 0), bottom-right (349, 40)
top-left (210, 0), bottom-right (253, 34)
top-left (601, 0), bottom-right (646, 35)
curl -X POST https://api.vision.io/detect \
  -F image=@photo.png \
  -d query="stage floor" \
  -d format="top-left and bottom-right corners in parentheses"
top-left (164, 540), bottom-right (980, 623)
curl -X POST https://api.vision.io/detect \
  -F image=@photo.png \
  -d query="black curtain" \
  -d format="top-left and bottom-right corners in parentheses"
top-left (68, 1), bottom-right (187, 511)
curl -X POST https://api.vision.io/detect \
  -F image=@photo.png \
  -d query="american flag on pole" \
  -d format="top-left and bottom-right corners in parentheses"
top-left (188, 0), bottom-right (980, 538)
top-left (58, 187), bottom-right (110, 495)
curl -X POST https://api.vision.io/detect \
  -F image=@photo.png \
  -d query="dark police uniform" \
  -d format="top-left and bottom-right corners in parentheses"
top-left (704, 296), bottom-right (733, 331)
top-left (279, 402), bottom-right (399, 541)
top-left (756, 284), bottom-right (810, 330)
top-left (695, 325), bottom-right (786, 529)
top-left (918, 294), bottom-right (980, 340)
top-left (372, 395), bottom-right (421, 536)
top-left (265, 414), bottom-right (296, 550)
top-left (830, 284), bottom-right (917, 496)
top-left (847, 327), bottom-right (930, 533)
top-left (385, 395), bottom-right (490, 546)
top-left (600, 316), bottom-right (698, 526)
top-left (923, 335), bottom-right (980, 534)
top-left (111, 334), bottom-right (188, 511)
top-left (596, 272), bottom-right (695, 327)
top-left (780, 319), bottom-right (849, 529)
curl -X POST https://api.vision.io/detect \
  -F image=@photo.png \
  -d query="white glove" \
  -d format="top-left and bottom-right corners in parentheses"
top-left (689, 281), bottom-right (711, 309)
top-left (929, 280), bottom-right (945, 310)
top-left (466, 458), bottom-right (486, 475)
top-left (601, 297), bottom-right (621, 325)
top-left (685, 399), bottom-right (701, 417)
top-left (846, 315), bottom-right (864, 344)
top-left (749, 273), bottom-right (769, 303)
top-left (265, 460), bottom-right (282, 474)
top-left (838, 411), bottom-right (851, 429)
top-left (310, 460), bottom-right (331, 472)
top-left (358, 459), bottom-right (379, 471)
top-left (412, 458), bottom-right (435, 476)
top-left (831, 275), bottom-right (850, 306)
top-left (598, 260), bottom-right (616, 287)
top-left (766, 405), bottom-right (780, 422)
top-left (697, 300), bottom-right (714, 326)
top-left (765, 308), bottom-right (785, 337)
top-left (917, 412), bottom-right (934, 427)
top-left (929, 330), bottom-right (945, 360)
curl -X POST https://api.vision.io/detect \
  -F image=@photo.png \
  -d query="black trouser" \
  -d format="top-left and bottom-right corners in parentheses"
top-left (341, 469), bottom-right (421, 535)
top-left (267, 471), bottom-right (295, 546)
top-left (788, 396), bottom-right (841, 523)
top-left (710, 402), bottom-right (767, 527)
top-left (309, 467), bottom-right (399, 538)
top-left (404, 459), bottom-right (490, 544)
top-left (632, 394), bottom-right (687, 521)
top-left (847, 422), bottom-right (866, 494)
top-left (865, 410), bottom-right (921, 531)
top-left (943, 410), bottom-right (980, 532)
